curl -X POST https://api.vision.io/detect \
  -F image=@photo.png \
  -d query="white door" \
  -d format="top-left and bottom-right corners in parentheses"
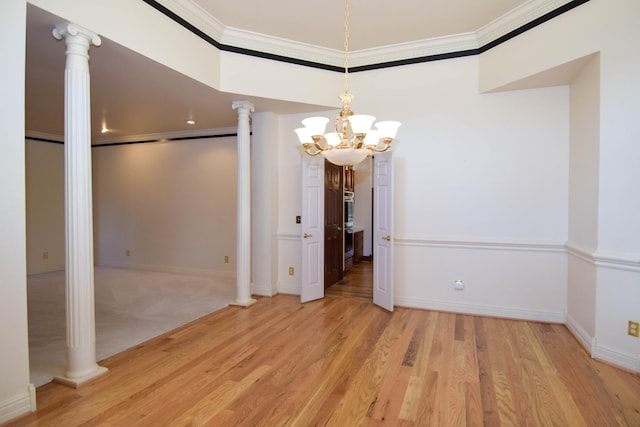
top-left (300, 156), bottom-right (324, 303)
top-left (373, 151), bottom-right (394, 311)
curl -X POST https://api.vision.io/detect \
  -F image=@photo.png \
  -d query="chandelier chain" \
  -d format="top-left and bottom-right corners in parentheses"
top-left (343, 0), bottom-right (350, 95)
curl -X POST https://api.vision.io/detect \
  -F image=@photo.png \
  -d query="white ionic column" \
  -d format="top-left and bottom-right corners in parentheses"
top-left (231, 101), bottom-right (257, 307)
top-left (53, 23), bottom-right (107, 387)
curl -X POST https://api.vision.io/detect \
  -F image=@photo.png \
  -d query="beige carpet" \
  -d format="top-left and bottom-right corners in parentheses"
top-left (27, 267), bottom-right (235, 387)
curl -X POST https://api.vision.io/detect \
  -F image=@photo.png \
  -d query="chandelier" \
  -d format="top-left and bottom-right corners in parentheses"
top-left (295, 0), bottom-right (401, 167)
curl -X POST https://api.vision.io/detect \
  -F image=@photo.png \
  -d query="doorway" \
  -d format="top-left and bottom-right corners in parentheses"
top-left (324, 159), bottom-right (373, 300)
top-left (301, 152), bottom-right (394, 310)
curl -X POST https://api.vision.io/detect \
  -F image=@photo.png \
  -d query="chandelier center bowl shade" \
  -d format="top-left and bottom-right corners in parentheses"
top-left (294, 0), bottom-right (400, 166)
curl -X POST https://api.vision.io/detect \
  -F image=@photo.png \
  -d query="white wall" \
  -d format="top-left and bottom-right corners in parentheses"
top-left (277, 55), bottom-right (570, 321)
top-left (479, 0), bottom-right (640, 372)
top-left (26, 140), bottom-right (65, 274)
top-left (351, 60), bottom-right (569, 243)
top-left (92, 138), bottom-right (237, 276)
top-left (353, 161), bottom-right (373, 257)
top-left (591, 0), bottom-right (640, 370)
top-left (251, 112), bottom-right (280, 296)
top-left (566, 54), bottom-right (599, 344)
top-left (568, 55), bottom-right (600, 250)
top-left (0, 1), bottom-right (35, 423)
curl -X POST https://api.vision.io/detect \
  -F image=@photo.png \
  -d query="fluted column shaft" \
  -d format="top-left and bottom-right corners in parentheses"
top-left (231, 101), bottom-right (257, 307)
top-left (53, 23), bottom-right (107, 386)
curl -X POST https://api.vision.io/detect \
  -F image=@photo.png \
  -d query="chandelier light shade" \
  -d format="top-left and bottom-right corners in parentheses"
top-left (295, 0), bottom-right (401, 166)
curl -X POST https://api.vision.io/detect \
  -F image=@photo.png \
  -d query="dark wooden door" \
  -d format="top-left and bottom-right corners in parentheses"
top-left (324, 159), bottom-right (343, 287)
top-left (344, 166), bottom-right (354, 191)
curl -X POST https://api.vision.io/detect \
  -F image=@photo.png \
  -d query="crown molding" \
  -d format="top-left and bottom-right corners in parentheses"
top-left (222, 27), bottom-right (344, 68)
top-left (149, 0), bottom-right (584, 68)
top-left (349, 33), bottom-right (478, 68)
top-left (152, 0), bottom-right (225, 42)
top-left (476, 0), bottom-right (574, 47)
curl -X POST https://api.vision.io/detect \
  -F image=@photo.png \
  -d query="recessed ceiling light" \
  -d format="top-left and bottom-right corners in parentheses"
top-left (186, 119), bottom-right (196, 125)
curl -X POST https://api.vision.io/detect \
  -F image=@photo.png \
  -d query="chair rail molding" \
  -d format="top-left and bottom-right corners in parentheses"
top-left (395, 236), bottom-right (566, 253)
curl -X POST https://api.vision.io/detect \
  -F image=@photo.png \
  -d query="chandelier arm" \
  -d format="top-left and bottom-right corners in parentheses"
top-left (303, 143), bottom-right (323, 156)
top-left (334, 116), bottom-right (342, 135)
top-left (365, 143), bottom-right (392, 153)
top-left (354, 134), bottom-right (366, 149)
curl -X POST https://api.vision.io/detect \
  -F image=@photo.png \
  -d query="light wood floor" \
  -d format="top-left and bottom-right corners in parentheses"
top-left (6, 276), bottom-right (640, 426)
top-left (326, 260), bottom-right (373, 301)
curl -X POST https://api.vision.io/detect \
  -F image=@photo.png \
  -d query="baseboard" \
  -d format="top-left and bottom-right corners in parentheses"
top-left (565, 312), bottom-right (596, 357)
top-left (394, 296), bottom-right (565, 323)
top-left (27, 263), bottom-right (65, 275)
top-left (0, 384), bottom-right (36, 424)
top-left (251, 282), bottom-right (274, 297)
top-left (97, 261), bottom-right (235, 280)
top-left (592, 343), bottom-right (640, 373)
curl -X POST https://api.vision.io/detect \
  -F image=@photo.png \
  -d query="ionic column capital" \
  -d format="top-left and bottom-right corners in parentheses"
top-left (53, 22), bottom-right (101, 47)
top-left (232, 101), bottom-right (255, 116)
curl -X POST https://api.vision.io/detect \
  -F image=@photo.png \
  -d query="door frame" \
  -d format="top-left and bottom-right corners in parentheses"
top-left (301, 153), bottom-right (394, 311)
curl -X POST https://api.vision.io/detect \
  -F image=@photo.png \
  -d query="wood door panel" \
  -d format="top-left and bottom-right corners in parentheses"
top-left (301, 157), bottom-right (324, 303)
top-left (324, 160), bottom-right (343, 287)
top-left (373, 151), bottom-right (393, 311)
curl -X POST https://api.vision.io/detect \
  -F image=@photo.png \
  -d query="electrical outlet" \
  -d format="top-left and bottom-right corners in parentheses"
top-left (42, 251), bottom-right (48, 260)
top-left (295, 216), bottom-right (301, 224)
top-left (289, 267), bottom-right (294, 276)
top-left (125, 249), bottom-right (131, 257)
top-left (454, 279), bottom-right (464, 290)
top-left (224, 255), bottom-right (229, 264)
top-left (628, 321), bottom-right (639, 337)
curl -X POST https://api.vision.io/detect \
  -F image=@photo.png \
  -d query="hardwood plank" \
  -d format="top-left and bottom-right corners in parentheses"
top-left (495, 317), bottom-right (535, 426)
top-left (239, 301), bottom-right (378, 426)
top-left (327, 308), bottom-right (406, 426)
top-left (298, 306), bottom-right (391, 426)
top-left (413, 311), bottom-right (455, 426)
top-left (368, 310), bottom-right (423, 423)
top-left (474, 316), bottom-right (502, 425)
top-left (6, 290), bottom-right (640, 427)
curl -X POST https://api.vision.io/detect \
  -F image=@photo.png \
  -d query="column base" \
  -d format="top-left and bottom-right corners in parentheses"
top-left (230, 298), bottom-right (258, 308)
top-left (53, 366), bottom-right (108, 388)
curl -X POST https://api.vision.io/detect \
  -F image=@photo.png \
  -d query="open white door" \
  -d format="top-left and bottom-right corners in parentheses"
top-left (373, 151), bottom-right (394, 311)
top-left (301, 156), bottom-right (324, 303)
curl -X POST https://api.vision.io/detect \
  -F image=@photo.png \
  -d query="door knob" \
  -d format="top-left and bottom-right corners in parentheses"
top-left (337, 226), bottom-right (342, 231)
top-left (303, 233), bottom-right (313, 238)
top-left (382, 235), bottom-right (391, 241)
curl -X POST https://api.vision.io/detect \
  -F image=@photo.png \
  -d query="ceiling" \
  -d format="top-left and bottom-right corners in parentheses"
top-left (197, 0), bottom-right (526, 51)
top-left (25, 0), bottom-right (528, 142)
